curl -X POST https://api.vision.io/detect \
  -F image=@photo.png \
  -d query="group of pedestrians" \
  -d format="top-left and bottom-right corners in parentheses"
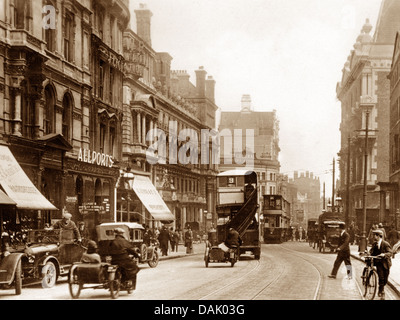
top-left (158, 226), bottom-right (180, 256)
top-left (328, 222), bottom-right (394, 300)
top-left (157, 225), bottom-right (196, 256)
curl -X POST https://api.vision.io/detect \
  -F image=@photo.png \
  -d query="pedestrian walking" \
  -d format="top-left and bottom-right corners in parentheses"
top-left (169, 227), bottom-right (176, 252)
top-left (369, 229), bottom-right (392, 300)
top-left (295, 228), bottom-right (300, 241)
top-left (328, 223), bottom-right (352, 279)
top-left (158, 226), bottom-right (170, 256)
top-left (184, 226), bottom-right (193, 254)
top-left (172, 229), bottom-right (180, 252)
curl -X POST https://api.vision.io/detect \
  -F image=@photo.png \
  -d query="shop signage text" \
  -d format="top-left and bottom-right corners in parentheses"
top-left (77, 148), bottom-right (114, 168)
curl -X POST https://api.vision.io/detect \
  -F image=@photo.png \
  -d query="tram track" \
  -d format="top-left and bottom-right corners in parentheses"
top-left (197, 243), bottom-right (370, 300)
top-left (280, 243), bottom-right (369, 300)
top-left (198, 258), bottom-right (264, 300)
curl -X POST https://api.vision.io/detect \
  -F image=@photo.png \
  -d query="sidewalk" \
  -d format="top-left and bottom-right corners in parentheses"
top-left (350, 245), bottom-right (400, 296)
top-left (158, 241), bottom-right (206, 261)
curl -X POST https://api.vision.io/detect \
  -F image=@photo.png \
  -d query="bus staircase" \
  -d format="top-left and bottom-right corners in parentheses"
top-left (227, 188), bottom-right (258, 238)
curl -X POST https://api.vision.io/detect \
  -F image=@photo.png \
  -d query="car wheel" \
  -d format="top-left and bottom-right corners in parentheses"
top-left (14, 260), bottom-right (22, 295)
top-left (41, 261), bottom-right (57, 288)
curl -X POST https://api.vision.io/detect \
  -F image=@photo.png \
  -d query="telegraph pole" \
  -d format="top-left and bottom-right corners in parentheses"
top-left (332, 157), bottom-right (335, 211)
top-left (346, 136), bottom-right (350, 227)
top-left (359, 109), bottom-right (370, 253)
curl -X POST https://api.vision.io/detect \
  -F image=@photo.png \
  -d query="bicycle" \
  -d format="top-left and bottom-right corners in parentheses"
top-left (360, 255), bottom-right (381, 300)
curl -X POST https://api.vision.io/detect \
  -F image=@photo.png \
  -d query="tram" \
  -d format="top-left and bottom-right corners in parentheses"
top-left (262, 194), bottom-right (291, 243)
top-left (205, 170), bottom-right (260, 266)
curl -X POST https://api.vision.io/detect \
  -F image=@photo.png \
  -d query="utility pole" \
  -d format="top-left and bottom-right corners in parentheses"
top-left (346, 136), bottom-right (351, 227)
top-left (332, 157), bottom-right (335, 212)
top-left (323, 182), bottom-right (325, 210)
top-left (359, 108), bottom-right (370, 253)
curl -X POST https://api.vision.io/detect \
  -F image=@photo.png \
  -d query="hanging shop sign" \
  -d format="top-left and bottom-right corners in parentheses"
top-left (77, 148), bottom-right (114, 168)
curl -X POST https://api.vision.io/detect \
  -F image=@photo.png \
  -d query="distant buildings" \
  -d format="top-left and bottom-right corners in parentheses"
top-left (218, 94), bottom-right (280, 213)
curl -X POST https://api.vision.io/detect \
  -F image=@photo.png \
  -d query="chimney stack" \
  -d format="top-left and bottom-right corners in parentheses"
top-left (205, 76), bottom-right (215, 103)
top-left (195, 66), bottom-right (207, 98)
top-left (135, 3), bottom-right (153, 46)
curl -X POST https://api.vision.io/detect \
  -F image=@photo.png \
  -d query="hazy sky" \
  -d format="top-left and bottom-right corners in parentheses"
top-left (129, 0), bottom-right (383, 197)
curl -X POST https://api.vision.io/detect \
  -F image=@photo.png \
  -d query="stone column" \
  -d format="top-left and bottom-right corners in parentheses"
top-left (142, 114), bottom-right (146, 145)
top-left (137, 112), bottom-right (141, 143)
top-left (12, 88), bottom-right (22, 136)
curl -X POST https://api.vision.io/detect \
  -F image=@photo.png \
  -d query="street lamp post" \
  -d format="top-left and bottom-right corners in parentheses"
top-left (359, 107), bottom-right (370, 253)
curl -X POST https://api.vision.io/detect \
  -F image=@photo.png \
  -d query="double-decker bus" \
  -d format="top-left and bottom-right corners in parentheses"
top-left (262, 194), bottom-right (291, 243)
top-left (214, 170), bottom-right (261, 259)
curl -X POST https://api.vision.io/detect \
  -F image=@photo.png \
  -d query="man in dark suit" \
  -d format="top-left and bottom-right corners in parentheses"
top-left (369, 229), bottom-right (392, 300)
top-left (328, 223), bottom-right (352, 279)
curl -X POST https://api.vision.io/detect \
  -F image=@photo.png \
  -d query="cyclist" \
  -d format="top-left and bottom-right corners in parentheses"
top-left (369, 229), bottom-right (392, 300)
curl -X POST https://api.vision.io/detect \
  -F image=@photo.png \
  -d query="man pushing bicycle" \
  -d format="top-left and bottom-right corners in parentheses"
top-left (369, 229), bottom-right (392, 300)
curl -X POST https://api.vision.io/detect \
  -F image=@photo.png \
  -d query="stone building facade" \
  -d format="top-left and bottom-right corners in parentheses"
top-left (337, 0), bottom-right (400, 231)
top-left (0, 1), bottom-right (218, 238)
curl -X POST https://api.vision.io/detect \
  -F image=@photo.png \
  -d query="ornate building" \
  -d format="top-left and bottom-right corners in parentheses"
top-left (0, 1), bottom-right (219, 238)
top-left (0, 0), bottom-right (130, 237)
top-left (120, 4), bottom-right (219, 232)
top-left (337, 0), bottom-right (400, 231)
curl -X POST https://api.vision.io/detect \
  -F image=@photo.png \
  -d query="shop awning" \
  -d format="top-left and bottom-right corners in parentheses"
top-left (0, 189), bottom-right (16, 206)
top-left (128, 175), bottom-right (175, 222)
top-left (0, 145), bottom-right (57, 210)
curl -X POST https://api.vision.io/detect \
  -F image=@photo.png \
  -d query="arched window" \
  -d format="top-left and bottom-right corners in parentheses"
top-left (62, 93), bottom-right (72, 140)
top-left (44, 85), bottom-right (55, 135)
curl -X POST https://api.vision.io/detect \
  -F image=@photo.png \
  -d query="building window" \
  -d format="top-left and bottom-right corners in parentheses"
top-left (100, 123), bottom-right (106, 153)
top-left (62, 94), bottom-right (72, 140)
top-left (109, 125), bottom-right (116, 157)
top-left (99, 60), bottom-right (105, 99)
top-left (44, 85), bottom-right (55, 135)
top-left (14, 0), bottom-right (32, 30)
top-left (109, 67), bottom-right (114, 103)
top-left (64, 12), bottom-right (74, 62)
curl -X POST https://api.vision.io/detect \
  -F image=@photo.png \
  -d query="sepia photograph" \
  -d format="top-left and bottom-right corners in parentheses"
top-left (0, 0), bottom-right (400, 308)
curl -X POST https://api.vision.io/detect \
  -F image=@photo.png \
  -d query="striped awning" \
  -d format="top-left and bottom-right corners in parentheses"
top-left (0, 189), bottom-right (16, 206)
top-left (0, 145), bottom-right (57, 210)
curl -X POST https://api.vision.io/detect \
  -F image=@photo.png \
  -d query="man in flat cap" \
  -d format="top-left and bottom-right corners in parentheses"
top-left (328, 223), bottom-right (352, 280)
top-left (369, 229), bottom-right (392, 300)
top-left (109, 227), bottom-right (140, 290)
top-left (50, 212), bottom-right (81, 242)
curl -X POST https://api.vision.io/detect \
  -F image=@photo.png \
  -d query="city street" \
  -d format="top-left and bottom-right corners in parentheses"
top-left (1, 241), bottom-right (398, 301)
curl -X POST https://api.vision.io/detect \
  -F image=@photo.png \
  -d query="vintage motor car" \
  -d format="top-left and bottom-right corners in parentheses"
top-left (96, 222), bottom-right (159, 268)
top-left (21, 229), bottom-right (85, 288)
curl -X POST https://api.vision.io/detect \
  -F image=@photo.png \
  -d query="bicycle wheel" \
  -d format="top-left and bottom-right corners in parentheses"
top-left (364, 269), bottom-right (378, 300)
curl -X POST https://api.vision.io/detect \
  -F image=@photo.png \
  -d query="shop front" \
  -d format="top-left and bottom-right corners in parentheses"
top-left (0, 144), bottom-right (58, 245)
top-left (117, 172), bottom-right (175, 228)
top-left (63, 149), bottom-right (120, 240)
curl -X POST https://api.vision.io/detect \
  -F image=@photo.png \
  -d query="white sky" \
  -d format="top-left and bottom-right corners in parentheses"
top-left (129, 0), bottom-right (383, 198)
